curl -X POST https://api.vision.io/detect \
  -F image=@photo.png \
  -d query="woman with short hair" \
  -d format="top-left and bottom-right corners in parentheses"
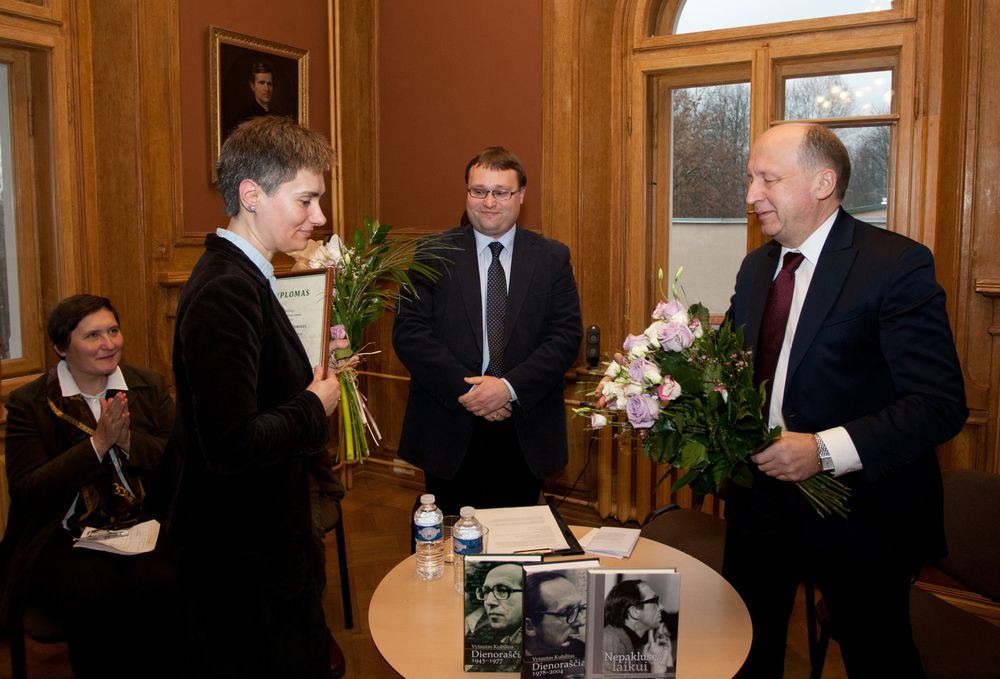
top-left (170, 115), bottom-right (346, 678)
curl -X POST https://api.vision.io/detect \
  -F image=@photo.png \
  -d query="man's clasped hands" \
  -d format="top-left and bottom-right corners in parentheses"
top-left (459, 376), bottom-right (513, 423)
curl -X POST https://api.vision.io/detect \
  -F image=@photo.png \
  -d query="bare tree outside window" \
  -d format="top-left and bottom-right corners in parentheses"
top-left (671, 83), bottom-right (751, 219)
top-left (668, 82), bottom-right (751, 315)
top-left (785, 71), bottom-right (893, 226)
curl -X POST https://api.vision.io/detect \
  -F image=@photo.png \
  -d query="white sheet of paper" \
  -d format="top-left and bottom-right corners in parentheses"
top-left (475, 505), bottom-right (571, 554)
top-left (579, 526), bottom-right (641, 559)
top-left (73, 519), bottom-right (160, 555)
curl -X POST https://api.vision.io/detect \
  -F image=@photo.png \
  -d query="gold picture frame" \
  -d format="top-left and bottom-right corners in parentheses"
top-left (209, 26), bottom-right (309, 181)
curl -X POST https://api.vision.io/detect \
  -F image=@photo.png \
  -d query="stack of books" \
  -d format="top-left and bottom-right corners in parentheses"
top-left (461, 555), bottom-right (681, 678)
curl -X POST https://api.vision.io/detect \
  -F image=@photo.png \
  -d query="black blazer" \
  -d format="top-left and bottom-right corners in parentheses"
top-left (392, 225), bottom-right (583, 479)
top-left (169, 234), bottom-right (328, 555)
top-left (728, 209), bottom-right (967, 560)
top-left (0, 364), bottom-right (172, 627)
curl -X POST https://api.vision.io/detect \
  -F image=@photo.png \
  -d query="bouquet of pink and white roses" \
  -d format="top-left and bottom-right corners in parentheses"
top-left (576, 270), bottom-right (849, 518)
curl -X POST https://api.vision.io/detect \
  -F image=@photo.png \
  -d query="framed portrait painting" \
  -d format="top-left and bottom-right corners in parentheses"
top-left (209, 26), bottom-right (309, 181)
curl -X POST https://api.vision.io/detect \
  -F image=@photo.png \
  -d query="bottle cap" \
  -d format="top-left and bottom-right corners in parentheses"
top-left (420, 493), bottom-right (435, 505)
top-left (460, 506), bottom-right (475, 518)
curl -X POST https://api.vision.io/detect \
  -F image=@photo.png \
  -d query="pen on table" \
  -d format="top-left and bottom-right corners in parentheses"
top-left (513, 548), bottom-right (553, 555)
top-left (74, 529), bottom-right (130, 542)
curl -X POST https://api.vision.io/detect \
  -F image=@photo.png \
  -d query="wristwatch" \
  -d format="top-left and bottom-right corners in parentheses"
top-left (814, 434), bottom-right (834, 473)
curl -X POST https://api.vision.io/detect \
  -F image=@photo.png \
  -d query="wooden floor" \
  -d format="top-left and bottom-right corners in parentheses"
top-left (0, 470), bottom-right (846, 678)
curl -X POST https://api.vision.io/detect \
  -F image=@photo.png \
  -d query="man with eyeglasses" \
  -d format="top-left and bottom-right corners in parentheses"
top-left (393, 146), bottom-right (583, 515)
top-left (524, 572), bottom-right (587, 663)
top-left (602, 579), bottom-right (672, 674)
top-left (462, 562), bottom-right (525, 673)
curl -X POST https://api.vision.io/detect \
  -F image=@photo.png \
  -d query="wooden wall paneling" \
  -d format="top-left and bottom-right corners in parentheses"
top-left (541, 0), bottom-right (584, 501)
top-left (542, 1), bottom-right (624, 507)
top-left (925, 0), bottom-right (979, 471)
top-left (967, 1), bottom-right (1000, 473)
top-left (334, 0), bottom-right (376, 465)
top-left (338, 0), bottom-right (377, 235)
top-left (541, 0), bottom-right (580, 256)
top-left (0, 0), bottom-right (60, 24)
top-left (40, 30), bottom-right (88, 318)
top-left (29, 47), bottom-right (65, 333)
top-left (76, 0), bottom-right (182, 374)
top-left (328, 0), bottom-right (344, 233)
top-left (87, 0), bottom-right (150, 366)
top-left (137, 0), bottom-right (184, 375)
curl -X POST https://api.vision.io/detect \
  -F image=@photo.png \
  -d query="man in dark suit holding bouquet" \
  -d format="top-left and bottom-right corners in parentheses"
top-left (392, 147), bottom-right (582, 515)
top-left (726, 123), bottom-right (967, 676)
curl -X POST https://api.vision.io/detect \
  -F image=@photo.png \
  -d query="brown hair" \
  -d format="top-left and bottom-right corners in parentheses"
top-left (464, 146), bottom-right (527, 189)
top-left (797, 125), bottom-right (851, 201)
top-left (217, 116), bottom-right (334, 216)
top-left (47, 294), bottom-right (120, 353)
top-left (248, 60), bottom-right (273, 82)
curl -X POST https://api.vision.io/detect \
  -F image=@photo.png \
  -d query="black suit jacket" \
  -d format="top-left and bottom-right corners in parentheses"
top-left (728, 209), bottom-right (967, 560)
top-left (392, 225), bottom-right (582, 479)
top-left (0, 364), bottom-right (172, 627)
top-left (170, 234), bottom-right (328, 563)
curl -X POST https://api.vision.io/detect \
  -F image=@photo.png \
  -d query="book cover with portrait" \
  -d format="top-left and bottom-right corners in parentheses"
top-left (464, 554), bottom-right (543, 672)
top-left (521, 558), bottom-right (601, 679)
top-left (585, 568), bottom-right (680, 679)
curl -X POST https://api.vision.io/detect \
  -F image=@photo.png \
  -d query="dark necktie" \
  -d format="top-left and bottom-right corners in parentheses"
top-left (755, 251), bottom-right (805, 417)
top-left (485, 241), bottom-right (507, 377)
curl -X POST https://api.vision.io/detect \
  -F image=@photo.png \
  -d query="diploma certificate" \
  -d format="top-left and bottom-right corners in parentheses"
top-left (274, 268), bottom-right (333, 374)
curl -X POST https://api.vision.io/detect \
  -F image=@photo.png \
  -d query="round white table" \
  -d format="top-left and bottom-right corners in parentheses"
top-left (369, 525), bottom-right (751, 678)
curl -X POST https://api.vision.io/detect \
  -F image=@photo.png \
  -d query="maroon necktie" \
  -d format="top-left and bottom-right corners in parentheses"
top-left (755, 251), bottom-right (805, 417)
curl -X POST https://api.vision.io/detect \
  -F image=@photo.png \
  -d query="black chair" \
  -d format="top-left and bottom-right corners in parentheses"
top-left (317, 498), bottom-right (354, 630)
top-left (808, 469), bottom-right (1000, 678)
top-left (639, 503), bottom-right (726, 574)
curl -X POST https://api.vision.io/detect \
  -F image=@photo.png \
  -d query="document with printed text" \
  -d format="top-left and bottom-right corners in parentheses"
top-left (475, 505), bottom-right (572, 554)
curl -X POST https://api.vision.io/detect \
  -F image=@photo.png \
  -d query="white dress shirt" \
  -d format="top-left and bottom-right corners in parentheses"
top-left (57, 360), bottom-right (130, 527)
top-left (769, 210), bottom-right (862, 476)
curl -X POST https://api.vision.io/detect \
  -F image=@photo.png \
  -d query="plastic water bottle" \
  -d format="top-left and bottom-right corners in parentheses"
top-left (453, 505), bottom-right (484, 593)
top-left (414, 493), bottom-right (444, 580)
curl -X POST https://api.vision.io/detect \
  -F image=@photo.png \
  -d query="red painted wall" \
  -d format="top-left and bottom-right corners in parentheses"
top-left (177, 0), bottom-right (332, 236)
top-left (377, 0), bottom-right (543, 231)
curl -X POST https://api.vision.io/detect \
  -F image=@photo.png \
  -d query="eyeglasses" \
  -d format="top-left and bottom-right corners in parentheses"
top-left (467, 187), bottom-right (521, 201)
top-left (542, 604), bottom-right (587, 624)
top-left (638, 595), bottom-right (660, 607)
top-left (475, 584), bottom-right (522, 601)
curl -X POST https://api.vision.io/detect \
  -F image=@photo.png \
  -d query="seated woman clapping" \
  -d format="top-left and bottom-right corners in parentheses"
top-left (0, 294), bottom-right (177, 679)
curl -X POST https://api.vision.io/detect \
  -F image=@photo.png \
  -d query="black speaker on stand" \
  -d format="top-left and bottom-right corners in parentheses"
top-left (585, 324), bottom-right (600, 369)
